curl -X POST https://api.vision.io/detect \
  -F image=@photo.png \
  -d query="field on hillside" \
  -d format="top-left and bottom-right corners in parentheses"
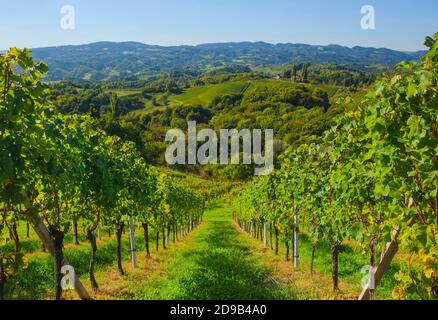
top-left (107, 89), bottom-right (142, 97)
top-left (129, 79), bottom-right (367, 117)
top-left (168, 81), bottom-right (251, 106)
top-left (251, 65), bottom-right (291, 75)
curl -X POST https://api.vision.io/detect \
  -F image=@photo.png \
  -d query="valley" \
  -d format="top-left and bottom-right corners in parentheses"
top-left (1, 33), bottom-right (437, 302)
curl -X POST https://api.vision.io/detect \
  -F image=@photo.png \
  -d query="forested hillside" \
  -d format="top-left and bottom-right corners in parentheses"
top-left (31, 41), bottom-right (426, 81)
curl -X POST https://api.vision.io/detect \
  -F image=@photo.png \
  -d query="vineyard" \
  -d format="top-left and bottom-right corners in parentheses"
top-left (232, 35), bottom-right (438, 300)
top-left (0, 48), bottom-right (232, 300)
top-left (0, 34), bottom-right (437, 301)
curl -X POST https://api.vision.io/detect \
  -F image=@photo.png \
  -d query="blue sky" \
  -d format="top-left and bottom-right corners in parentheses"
top-left (1, 0), bottom-right (437, 51)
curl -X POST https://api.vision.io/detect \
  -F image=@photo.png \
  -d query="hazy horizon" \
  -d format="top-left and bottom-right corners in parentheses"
top-left (3, 0), bottom-right (437, 52)
top-left (0, 39), bottom-right (429, 53)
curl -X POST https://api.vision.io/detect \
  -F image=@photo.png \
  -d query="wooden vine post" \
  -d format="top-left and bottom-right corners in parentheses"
top-left (358, 230), bottom-right (400, 300)
top-left (26, 210), bottom-right (91, 300)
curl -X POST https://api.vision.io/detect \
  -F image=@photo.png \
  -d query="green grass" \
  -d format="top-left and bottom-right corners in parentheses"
top-left (167, 81), bottom-right (251, 107)
top-left (131, 81), bottom-right (252, 115)
top-left (251, 65), bottom-right (291, 75)
top-left (129, 203), bottom-right (291, 300)
top-left (129, 78), bottom-right (366, 117)
top-left (4, 233), bottom-right (148, 300)
top-left (4, 203), bottom-right (291, 300)
top-left (4, 203), bottom-right (402, 300)
top-left (0, 222), bottom-right (112, 255)
top-left (285, 233), bottom-right (399, 300)
top-left (3, 223), bottom-right (169, 300)
top-left (125, 202), bottom-right (398, 300)
top-left (105, 89), bottom-right (142, 97)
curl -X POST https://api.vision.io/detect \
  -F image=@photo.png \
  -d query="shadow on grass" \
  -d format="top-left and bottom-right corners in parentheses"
top-left (152, 209), bottom-right (291, 300)
top-left (4, 235), bottom-right (146, 300)
top-left (296, 233), bottom-right (400, 299)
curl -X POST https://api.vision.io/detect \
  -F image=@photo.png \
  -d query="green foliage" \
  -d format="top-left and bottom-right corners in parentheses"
top-left (31, 41), bottom-right (424, 81)
top-left (131, 204), bottom-right (289, 300)
top-left (308, 64), bottom-right (378, 87)
top-left (233, 35), bottom-right (438, 300)
top-left (0, 48), bottom-right (212, 299)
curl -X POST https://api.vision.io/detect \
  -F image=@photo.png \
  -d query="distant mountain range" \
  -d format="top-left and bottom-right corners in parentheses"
top-left (28, 41), bottom-right (427, 81)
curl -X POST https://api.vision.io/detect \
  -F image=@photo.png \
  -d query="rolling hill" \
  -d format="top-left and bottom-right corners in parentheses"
top-left (168, 81), bottom-right (251, 106)
top-left (128, 79), bottom-right (368, 117)
top-left (29, 41), bottom-right (427, 81)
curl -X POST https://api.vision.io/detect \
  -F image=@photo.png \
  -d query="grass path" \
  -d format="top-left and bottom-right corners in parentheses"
top-left (73, 203), bottom-right (289, 300)
top-left (130, 203), bottom-right (289, 300)
top-left (232, 222), bottom-right (360, 300)
top-left (62, 202), bottom-right (386, 300)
